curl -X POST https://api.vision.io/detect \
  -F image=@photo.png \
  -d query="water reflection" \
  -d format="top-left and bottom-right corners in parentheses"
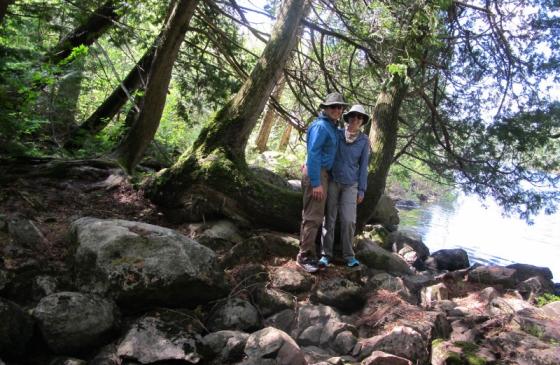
top-left (398, 193), bottom-right (560, 281)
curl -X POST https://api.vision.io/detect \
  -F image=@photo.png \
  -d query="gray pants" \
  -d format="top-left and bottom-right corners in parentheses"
top-left (322, 181), bottom-right (358, 260)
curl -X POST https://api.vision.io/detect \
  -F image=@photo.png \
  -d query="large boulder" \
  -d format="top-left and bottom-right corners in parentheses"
top-left (243, 327), bottom-right (306, 365)
top-left (71, 217), bottom-right (228, 310)
top-left (355, 239), bottom-right (413, 275)
top-left (33, 292), bottom-right (119, 354)
top-left (270, 267), bottom-right (314, 294)
top-left (0, 298), bottom-right (34, 358)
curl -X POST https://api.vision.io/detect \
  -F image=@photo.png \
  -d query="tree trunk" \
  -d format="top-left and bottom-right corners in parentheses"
top-left (255, 77), bottom-right (285, 153)
top-left (112, 0), bottom-right (198, 172)
top-left (46, 0), bottom-right (122, 65)
top-left (0, 0), bottom-right (14, 25)
top-left (63, 48), bottom-right (155, 150)
top-left (145, 0), bottom-right (310, 232)
top-left (278, 123), bottom-right (292, 151)
top-left (356, 76), bottom-right (408, 232)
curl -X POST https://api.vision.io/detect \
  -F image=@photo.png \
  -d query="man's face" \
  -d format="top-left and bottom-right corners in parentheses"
top-left (324, 104), bottom-right (345, 122)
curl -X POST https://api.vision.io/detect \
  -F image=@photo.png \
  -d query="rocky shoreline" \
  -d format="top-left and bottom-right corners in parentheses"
top-left (1, 213), bottom-right (559, 365)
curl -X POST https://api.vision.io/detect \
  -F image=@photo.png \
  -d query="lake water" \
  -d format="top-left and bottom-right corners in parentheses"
top-left (397, 193), bottom-right (560, 282)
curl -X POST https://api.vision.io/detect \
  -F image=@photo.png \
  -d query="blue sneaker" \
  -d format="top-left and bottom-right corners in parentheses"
top-left (347, 257), bottom-right (360, 267)
top-left (318, 256), bottom-right (330, 267)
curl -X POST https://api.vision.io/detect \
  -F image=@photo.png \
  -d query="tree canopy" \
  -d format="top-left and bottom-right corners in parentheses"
top-left (0, 0), bottom-right (558, 226)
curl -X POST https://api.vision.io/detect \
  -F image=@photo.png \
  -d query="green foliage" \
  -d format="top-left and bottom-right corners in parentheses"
top-left (536, 293), bottom-right (560, 307)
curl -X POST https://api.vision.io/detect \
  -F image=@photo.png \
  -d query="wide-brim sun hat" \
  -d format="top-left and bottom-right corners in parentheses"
top-left (319, 92), bottom-right (349, 108)
top-left (343, 104), bottom-right (370, 123)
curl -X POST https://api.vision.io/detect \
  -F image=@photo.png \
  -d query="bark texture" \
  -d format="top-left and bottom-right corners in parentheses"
top-left (112, 0), bottom-right (198, 172)
top-left (357, 77), bottom-right (408, 231)
top-left (146, 0), bottom-right (310, 232)
top-left (47, 0), bottom-right (122, 65)
top-left (255, 77), bottom-right (285, 153)
top-left (0, 0), bottom-right (14, 25)
top-left (278, 124), bottom-right (292, 151)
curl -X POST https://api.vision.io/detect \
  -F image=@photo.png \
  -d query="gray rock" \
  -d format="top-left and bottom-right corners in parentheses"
top-left (431, 340), bottom-right (496, 365)
top-left (200, 330), bottom-right (249, 364)
top-left (293, 304), bottom-right (342, 339)
top-left (428, 249), bottom-right (470, 271)
top-left (420, 283), bottom-right (449, 308)
top-left (362, 350), bottom-right (413, 365)
top-left (244, 327), bottom-right (306, 365)
top-left (507, 263), bottom-right (553, 281)
top-left (7, 214), bottom-right (46, 248)
top-left (88, 343), bottom-right (120, 365)
top-left (368, 273), bottom-right (414, 302)
top-left (387, 231), bottom-right (430, 269)
top-left (264, 309), bottom-right (296, 334)
top-left (517, 276), bottom-right (555, 299)
top-left (311, 277), bottom-right (365, 313)
top-left (301, 345), bottom-right (333, 364)
top-left (332, 330), bottom-right (357, 355)
top-left (271, 267), bottom-right (313, 293)
top-left (353, 326), bottom-right (428, 364)
top-left (117, 312), bottom-right (202, 364)
top-left (71, 217), bottom-right (228, 310)
top-left (49, 357), bottom-right (87, 365)
top-left (370, 195), bottom-right (400, 227)
top-left (31, 275), bottom-right (59, 301)
top-left (207, 298), bottom-right (260, 332)
top-left (188, 219), bottom-right (243, 251)
top-left (254, 287), bottom-right (294, 317)
top-left (221, 233), bottom-right (299, 268)
top-left (0, 298), bottom-right (34, 357)
top-left (467, 265), bottom-right (518, 288)
top-left (355, 239), bottom-right (413, 275)
top-left (33, 291), bottom-right (119, 354)
top-left (542, 301), bottom-right (560, 318)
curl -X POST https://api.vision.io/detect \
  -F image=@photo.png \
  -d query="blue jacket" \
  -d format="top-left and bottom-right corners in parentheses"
top-left (306, 113), bottom-right (338, 187)
top-left (331, 129), bottom-right (370, 197)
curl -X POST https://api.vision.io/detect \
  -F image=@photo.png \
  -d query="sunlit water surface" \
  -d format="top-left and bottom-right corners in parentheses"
top-left (398, 193), bottom-right (560, 282)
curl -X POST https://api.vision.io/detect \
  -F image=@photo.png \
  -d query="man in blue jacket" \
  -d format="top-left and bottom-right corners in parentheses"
top-left (297, 92), bottom-right (348, 273)
top-left (319, 104), bottom-right (370, 268)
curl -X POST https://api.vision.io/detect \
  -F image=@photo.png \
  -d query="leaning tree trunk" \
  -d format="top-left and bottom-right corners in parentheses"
top-left (63, 47), bottom-right (155, 150)
top-left (46, 0), bottom-right (122, 65)
top-left (356, 76), bottom-right (408, 232)
top-left (145, 0), bottom-right (310, 232)
top-left (255, 77), bottom-right (285, 153)
top-left (112, 0), bottom-right (199, 172)
top-left (278, 123), bottom-right (292, 151)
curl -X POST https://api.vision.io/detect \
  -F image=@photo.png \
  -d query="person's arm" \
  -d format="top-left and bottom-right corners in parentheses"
top-left (357, 138), bottom-right (371, 203)
top-left (306, 124), bottom-right (327, 188)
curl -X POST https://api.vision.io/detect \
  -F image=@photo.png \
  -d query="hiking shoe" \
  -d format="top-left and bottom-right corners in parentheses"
top-left (346, 257), bottom-right (360, 267)
top-left (318, 256), bottom-right (330, 267)
top-left (297, 256), bottom-right (319, 273)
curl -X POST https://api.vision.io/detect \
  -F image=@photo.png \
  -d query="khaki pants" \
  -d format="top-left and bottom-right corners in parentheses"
top-left (322, 181), bottom-right (358, 260)
top-left (299, 168), bottom-right (329, 259)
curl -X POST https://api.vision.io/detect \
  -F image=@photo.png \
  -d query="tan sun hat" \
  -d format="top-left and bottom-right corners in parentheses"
top-left (343, 104), bottom-right (370, 123)
top-left (319, 92), bottom-right (349, 108)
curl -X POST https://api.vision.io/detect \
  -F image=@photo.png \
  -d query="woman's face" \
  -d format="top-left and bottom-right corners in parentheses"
top-left (347, 113), bottom-right (365, 132)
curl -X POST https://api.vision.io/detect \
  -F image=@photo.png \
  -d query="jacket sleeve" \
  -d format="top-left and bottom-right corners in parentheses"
top-left (306, 123), bottom-right (327, 187)
top-left (357, 138), bottom-right (370, 197)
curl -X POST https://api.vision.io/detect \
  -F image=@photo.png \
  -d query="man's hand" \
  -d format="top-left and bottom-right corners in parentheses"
top-left (312, 186), bottom-right (325, 200)
top-left (357, 195), bottom-right (364, 204)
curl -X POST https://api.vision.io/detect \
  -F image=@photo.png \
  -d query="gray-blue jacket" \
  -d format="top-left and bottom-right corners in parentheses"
top-left (330, 129), bottom-right (370, 197)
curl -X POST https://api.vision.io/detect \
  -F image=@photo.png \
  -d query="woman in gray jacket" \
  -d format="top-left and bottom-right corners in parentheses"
top-left (319, 105), bottom-right (370, 267)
